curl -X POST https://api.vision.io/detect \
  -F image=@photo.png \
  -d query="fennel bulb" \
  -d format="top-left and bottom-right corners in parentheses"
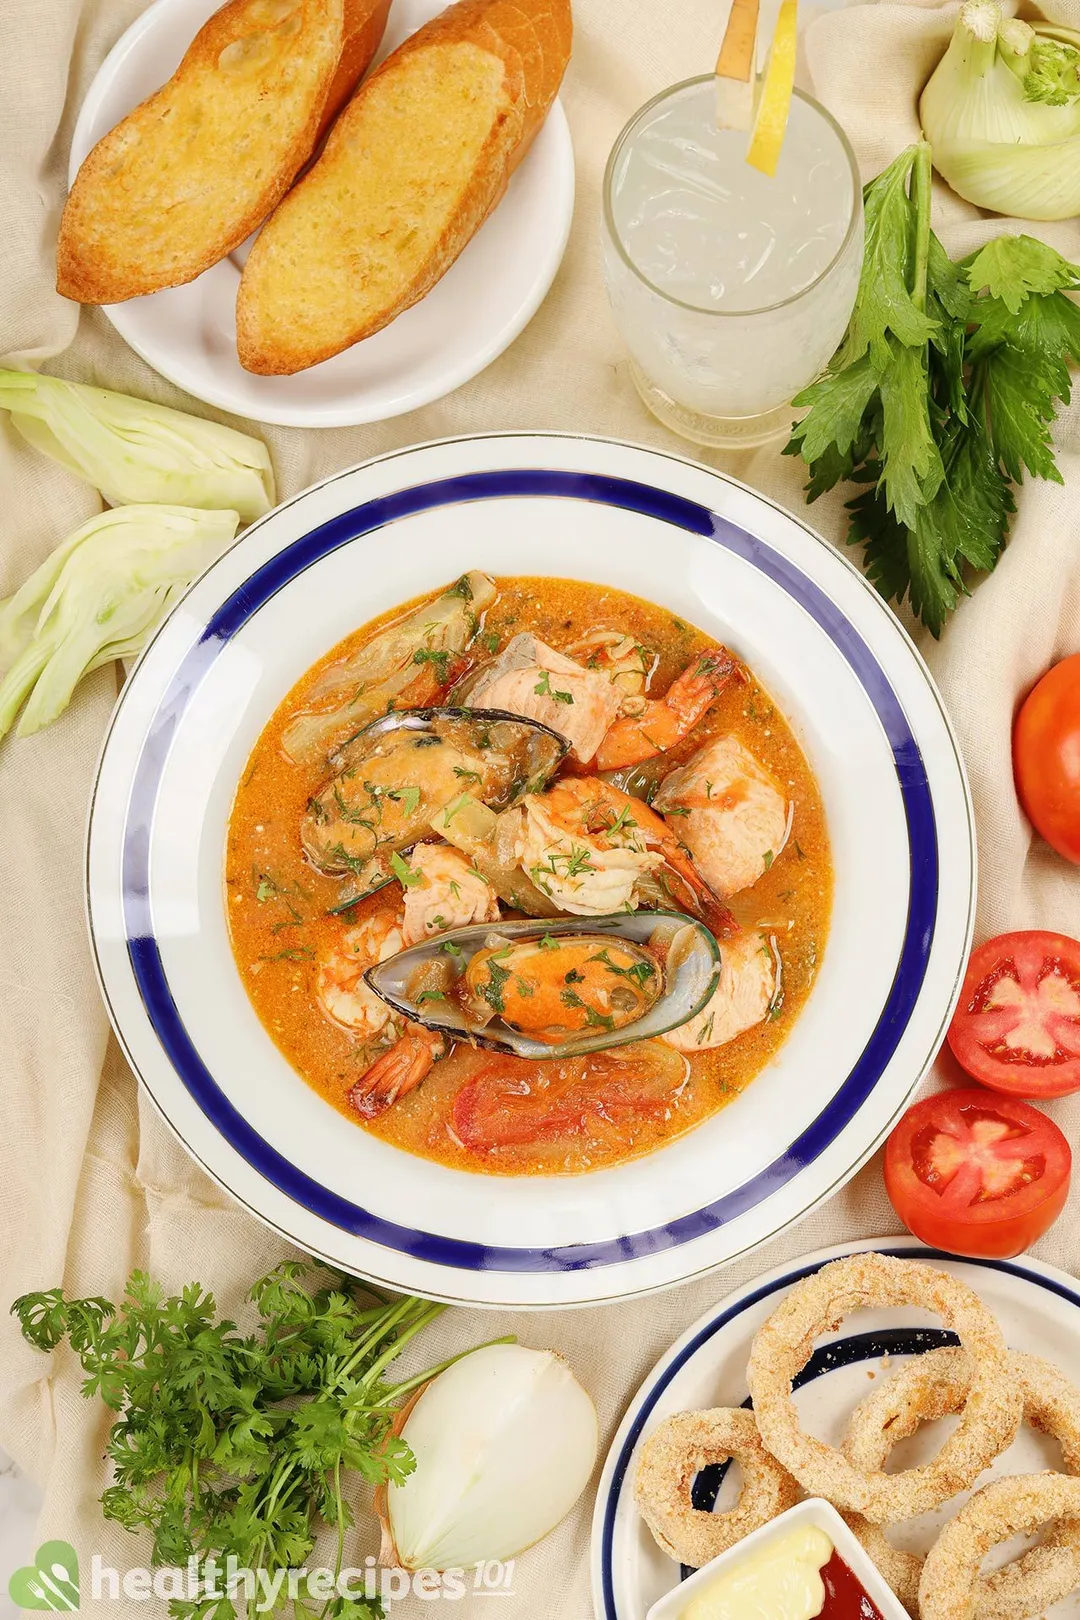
top-left (921, 0), bottom-right (1080, 219)
top-left (0, 505), bottom-right (238, 739)
top-left (384, 1343), bottom-right (597, 1571)
top-left (0, 370), bottom-right (275, 522)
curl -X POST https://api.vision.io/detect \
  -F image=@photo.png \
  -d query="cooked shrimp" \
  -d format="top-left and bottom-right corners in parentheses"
top-left (349, 1027), bottom-right (447, 1118)
top-left (402, 842), bottom-right (500, 945)
top-left (665, 932), bottom-right (779, 1052)
top-left (564, 629), bottom-right (655, 717)
top-left (654, 735), bottom-right (789, 897)
top-left (596, 648), bottom-right (740, 772)
top-left (466, 634), bottom-right (622, 763)
top-left (317, 907), bottom-right (447, 1117)
top-left (518, 777), bottom-right (735, 933)
top-left (316, 909), bottom-right (406, 1036)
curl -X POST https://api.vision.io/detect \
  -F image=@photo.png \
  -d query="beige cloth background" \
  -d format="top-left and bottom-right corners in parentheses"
top-left (2, 0), bottom-right (1080, 1614)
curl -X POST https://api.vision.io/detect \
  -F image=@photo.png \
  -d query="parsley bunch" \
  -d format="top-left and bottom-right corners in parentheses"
top-left (13, 1263), bottom-right (507, 1620)
top-left (786, 141), bottom-right (1080, 634)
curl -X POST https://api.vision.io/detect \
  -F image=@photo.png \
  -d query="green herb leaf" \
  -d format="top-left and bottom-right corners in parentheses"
top-left (11, 1264), bottom-right (508, 1620)
top-left (534, 669), bottom-right (574, 704)
top-left (390, 785), bottom-right (421, 818)
top-left (789, 144), bottom-right (1080, 636)
top-left (838, 145), bottom-right (939, 368)
top-left (412, 647), bottom-right (452, 681)
top-left (390, 852), bottom-right (423, 888)
top-left (966, 234), bottom-right (1080, 314)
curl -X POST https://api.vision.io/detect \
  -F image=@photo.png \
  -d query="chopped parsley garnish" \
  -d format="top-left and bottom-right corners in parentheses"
top-left (560, 988), bottom-right (584, 1010)
top-left (480, 960), bottom-right (511, 1014)
top-left (558, 843), bottom-right (596, 878)
top-left (538, 934), bottom-right (560, 950)
top-left (534, 669), bottom-right (574, 705)
top-left (588, 948), bottom-right (655, 988)
top-left (763, 849), bottom-right (774, 871)
top-left (606, 803), bottom-right (638, 837)
top-left (449, 574), bottom-right (473, 601)
top-left (482, 629), bottom-right (500, 654)
top-left (564, 968), bottom-right (585, 984)
top-left (584, 1007), bottom-right (616, 1032)
top-left (257, 947), bottom-right (314, 964)
top-left (390, 851), bottom-right (423, 888)
top-left (514, 977), bottom-right (536, 998)
top-left (253, 871), bottom-right (304, 925)
top-left (440, 940), bottom-right (465, 962)
top-left (453, 767), bottom-right (482, 785)
top-left (390, 785), bottom-right (421, 818)
top-left (413, 647), bottom-right (452, 682)
top-left (441, 794), bottom-right (472, 827)
top-left (415, 990), bottom-right (447, 1005)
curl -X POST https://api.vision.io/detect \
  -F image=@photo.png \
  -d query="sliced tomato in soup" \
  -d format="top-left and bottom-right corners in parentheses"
top-left (946, 930), bottom-right (1080, 1098)
top-left (885, 1090), bottom-right (1071, 1258)
top-left (451, 1045), bottom-right (686, 1152)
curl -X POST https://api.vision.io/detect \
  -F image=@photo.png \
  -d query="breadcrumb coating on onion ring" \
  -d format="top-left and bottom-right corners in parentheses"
top-left (746, 1254), bottom-right (1021, 1522)
top-left (921, 1474), bottom-right (1080, 1620)
top-left (844, 1348), bottom-right (1080, 1619)
top-left (634, 1407), bottom-right (801, 1569)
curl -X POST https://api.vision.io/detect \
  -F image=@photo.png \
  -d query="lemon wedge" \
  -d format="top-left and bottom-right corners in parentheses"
top-left (715, 0), bottom-right (760, 129)
top-left (746, 0), bottom-right (799, 176)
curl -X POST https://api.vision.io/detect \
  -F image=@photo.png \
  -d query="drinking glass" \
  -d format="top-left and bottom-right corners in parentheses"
top-left (602, 78), bottom-right (864, 449)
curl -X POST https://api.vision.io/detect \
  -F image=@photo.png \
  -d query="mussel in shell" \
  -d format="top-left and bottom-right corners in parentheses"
top-left (301, 707), bottom-right (567, 897)
top-left (364, 911), bottom-right (721, 1060)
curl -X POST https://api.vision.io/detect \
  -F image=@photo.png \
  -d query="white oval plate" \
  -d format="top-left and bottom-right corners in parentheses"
top-left (68, 0), bottom-right (575, 427)
top-left (86, 434), bottom-right (976, 1309)
top-left (593, 1237), bottom-right (1080, 1620)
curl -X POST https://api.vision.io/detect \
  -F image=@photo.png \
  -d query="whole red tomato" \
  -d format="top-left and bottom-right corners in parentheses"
top-left (1014, 653), bottom-right (1080, 863)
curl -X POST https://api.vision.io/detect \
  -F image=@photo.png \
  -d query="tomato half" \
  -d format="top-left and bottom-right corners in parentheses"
top-left (1014, 653), bottom-right (1080, 864)
top-left (451, 1047), bottom-right (683, 1152)
top-left (946, 930), bottom-right (1080, 1098)
top-left (884, 1090), bottom-right (1071, 1259)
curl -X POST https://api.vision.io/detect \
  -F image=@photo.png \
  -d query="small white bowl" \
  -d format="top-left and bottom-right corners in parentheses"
top-left (644, 1499), bottom-right (910, 1620)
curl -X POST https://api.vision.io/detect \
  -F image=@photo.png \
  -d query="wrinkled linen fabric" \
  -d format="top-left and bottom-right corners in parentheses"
top-left (1, 0), bottom-right (1079, 1614)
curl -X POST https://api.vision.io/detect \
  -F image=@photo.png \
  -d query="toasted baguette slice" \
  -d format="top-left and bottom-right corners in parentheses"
top-left (235, 0), bottom-right (572, 375)
top-left (57, 0), bottom-right (392, 304)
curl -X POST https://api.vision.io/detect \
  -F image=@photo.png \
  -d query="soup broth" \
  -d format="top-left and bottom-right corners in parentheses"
top-left (226, 576), bottom-right (832, 1176)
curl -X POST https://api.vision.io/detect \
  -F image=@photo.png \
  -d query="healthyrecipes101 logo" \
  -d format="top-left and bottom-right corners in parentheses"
top-left (8, 1542), bottom-right (81, 1611)
top-left (8, 1544), bottom-right (517, 1610)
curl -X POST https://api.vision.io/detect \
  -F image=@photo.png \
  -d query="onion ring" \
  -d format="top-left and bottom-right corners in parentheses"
top-left (745, 1253), bottom-right (1021, 1521)
top-left (921, 1474), bottom-right (1080, 1620)
top-left (843, 1348), bottom-right (1080, 1619)
top-left (634, 1407), bottom-right (801, 1568)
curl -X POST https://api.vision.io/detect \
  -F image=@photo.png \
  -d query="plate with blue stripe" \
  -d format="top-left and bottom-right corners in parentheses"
top-left (86, 435), bottom-right (975, 1307)
top-left (592, 1237), bottom-right (1080, 1619)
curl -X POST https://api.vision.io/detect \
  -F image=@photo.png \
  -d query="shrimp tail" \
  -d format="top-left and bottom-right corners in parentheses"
top-left (596, 647), bottom-right (741, 771)
top-left (348, 1030), bottom-right (445, 1118)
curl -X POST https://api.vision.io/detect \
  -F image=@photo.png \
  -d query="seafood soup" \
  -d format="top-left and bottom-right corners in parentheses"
top-left (226, 573), bottom-right (832, 1176)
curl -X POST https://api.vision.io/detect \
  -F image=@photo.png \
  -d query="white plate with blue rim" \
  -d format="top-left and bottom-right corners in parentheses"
top-left (68, 0), bottom-right (574, 427)
top-left (593, 1236), bottom-right (1080, 1620)
top-left (85, 433), bottom-right (975, 1309)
